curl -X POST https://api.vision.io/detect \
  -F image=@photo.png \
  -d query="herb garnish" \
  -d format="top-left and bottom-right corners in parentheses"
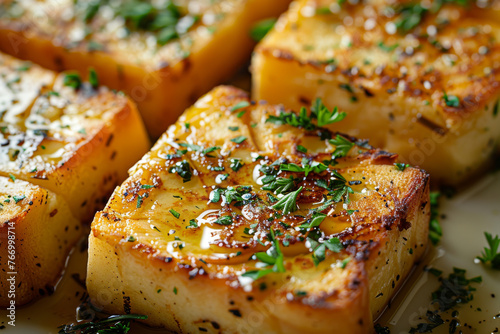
top-left (58, 314), bottom-right (147, 334)
top-left (271, 186), bottom-right (303, 215)
top-left (230, 136), bottom-right (247, 144)
top-left (242, 229), bottom-right (285, 280)
top-left (169, 160), bottom-right (193, 183)
top-left (307, 236), bottom-right (343, 266)
top-left (89, 68), bottom-right (99, 89)
top-left (394, 162), bottom-right (410, 171)
top-left (476, 232), bottom-right (500, 270)
top-left (409, 267), bottom-right (481, 333)
top-left (280, 158), bottom-right (328, 177)
top-left (443, 91), bottom-right (460, 107)
top-left (429, 192), bottom-right (442, 245)
top-left (266, 99), bottom-right (345, 131)
top-left (214, 215), bottom-right (233, 225)
top-left (230, 101), bottom-right (250, 112)
top-left (63, 73), bottom-right (82, 90)
top-left (169, 209), bottom-right (180, 218)
top-left (250, 18), bottom-right (277, 42)
top-left (329, 135), bottom-right (355, 160)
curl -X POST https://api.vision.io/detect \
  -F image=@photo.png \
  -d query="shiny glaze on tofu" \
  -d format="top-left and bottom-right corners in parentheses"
top-left (88, 86), bottom-right (430, 333)
top-left (0, 177), bottom-right (80, 306)
top-left (252, 0), bottom-right (500, 185)
top-left (0, 0), bottom-right (293, 137)
top-left (0, 51), bottom-right (150, 222)
top-left (0, 51), bottom-right (149, 306)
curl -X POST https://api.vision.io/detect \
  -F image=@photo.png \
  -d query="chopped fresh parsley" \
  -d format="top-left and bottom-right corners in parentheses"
top-left (169, 209), bottom-right (180, 219)
top-left (271, 186), bottom-right (303, 215)
top-left (429, 192), bottom-right (442, 245)
top-left (13, 195), bottom-right (25, 203)
top-left (409, 267), bottom-right (481, 333)
top-left (230, 136), bottom-right (247, 144)
top-left (210, 186), bottom-right (253, 206)
top-left (329, 135), bottom-right (355, 159)
top-left (249, 18), bottom-right (277, 42)
top-left (9, 174), bottom-right (15, 182)
top-left (230, 101), bottom-right (250, 112)
top-left (214, 215), bottom-right (233, 225)
top-left (476, 232), bottom-right (500, 270)
top-left (443, 91), bottom-right (460, 107)
top-left (88, 68), bottom-right (99, 89)
top-left (267, 99), bottom-right (345, 131)
top-left (394, 162), bottom-right (410, 171)
top-left (57, 314), bottom-right (147, 334)
top-left (187, 219), bottom-right (198, 229)
top-left (230, 158), bottom-right (244, 172)
top-left (296, 145), bottom-right (307, 153)
top-left (308, 236), bottom-right (343, 266)
top-left (378, 41), bottom-right (399, 52)
top-left (316, 171), bottom-right (354, 204)
top-left (280, 158), bottom-right (327, 177)
top-left (63, 73), bottom-right (82, 90)
top-left (311, 98), bottom-right (346, 126)
top-left (242, 229), bottom-right (285, 280)
top-left (169, 160), bottom-right (193, 183)
top-left (228, 126), bottom-right (239, 131)
top-left (126, 236), bottom-right (136, 242)
top-left (300, 212), bottom-right (326, 229)
top-left (262, 176), bottom-right (297, 195)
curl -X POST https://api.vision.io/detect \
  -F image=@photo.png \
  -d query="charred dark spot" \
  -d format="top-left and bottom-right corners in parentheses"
top-left (229, 309), bottom-right (242, 317)
top-left (123, 296), bottom-right (131, 314)
top-left (416, 115), bottom-right (448, 135)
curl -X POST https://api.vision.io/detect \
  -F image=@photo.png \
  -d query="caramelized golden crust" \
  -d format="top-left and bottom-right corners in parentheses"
top-left (0, 51), bottom-right (150, 221)
top-left (0, 177), bottom-right (80, 306)
top-left (0, 51), bottom-right (149, 306)
top-left (0, 0), bottom-right (293, 137)
top-left (88, 86), bottom-right (430, 333)
top-left (252, 0), bottom-right (500, 185)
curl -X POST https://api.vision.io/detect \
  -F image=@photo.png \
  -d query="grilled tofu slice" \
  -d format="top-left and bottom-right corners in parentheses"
top-left (252, 0), bottom-right (500, 185)
top-left (87, 86), bottom-right (430, 333)
top-left (0, 0), bottom-right (292, 137)
top-left (0, 51), bottom-right (150, 222)
top-left (0, 176), bottom-right (80, 306)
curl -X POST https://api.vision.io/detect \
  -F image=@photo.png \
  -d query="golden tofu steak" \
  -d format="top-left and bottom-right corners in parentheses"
top-left (0, 0), bottom-right (292, 137)
top-left (87, 86), bottom-right (430, 333)
top-left (252, 0), bottom-right (500, 185)
top-left (0, 51), bottom-right (150, 306)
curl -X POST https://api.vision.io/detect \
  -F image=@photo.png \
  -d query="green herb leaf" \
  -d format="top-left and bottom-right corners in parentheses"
top-left (250, 18), bottom-right (277, 42)
top-left (57, 314), bottom-right (147, 334)
top-left (214, 215), bottom-right (233, 225)
top-left (476, 232), bottom-right (500, 270)
top-left (311, 98), bottom-right (346, 126)
top-left (89, 68), bottom-right (99, 89)
top-left (230, 101), bottom-right (250, 112)
top-left (230, 136), bottom-right (247, 144)
top-left (13, 195), bottom-right (25, 203)
top-left (63, 73), bottom-right (82, 90)
top-left (394, 162), bottom-right (410, 171)
top-left (271, 186), bottom-right (302, 215)
top-left (169, 209), bottom-right (180, 219)
top-left (429, 192), bottom-right (442, 245)
top-left (329, 135), bottom-right (354, 159)
top-left (443, 91), bottom-right (460, 107)
top-left (169, 160), bottom-right (193, 183)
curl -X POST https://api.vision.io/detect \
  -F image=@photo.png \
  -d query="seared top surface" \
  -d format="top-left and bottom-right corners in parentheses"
top-left (0, 52), bottom-right (128, 178)
top-left (258, 0), bottom-right (500, 126)
top-left (93, 86), bottom-right (429, 295)
top-left (0, 0), bottom-right (243, 70)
